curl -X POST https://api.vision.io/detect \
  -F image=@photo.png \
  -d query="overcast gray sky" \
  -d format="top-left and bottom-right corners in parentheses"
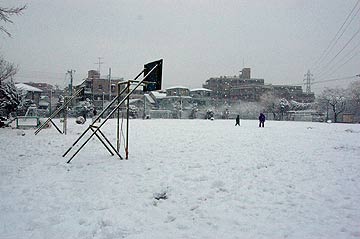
top-left (1, 0), bottom-right (359, 94)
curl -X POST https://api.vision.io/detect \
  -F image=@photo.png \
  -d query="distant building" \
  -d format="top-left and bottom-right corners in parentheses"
top-left (76, 70), bottom-right (124, 109)
top-left (272, 85), bottom-right (315, 102)
top-left (21, 82), bottom-right (63, 112)
top-left (189, 88), bottom-right (212, 98)
top-left (165, 86), bottom-right (190, 97)
top-left (15, 83), bottom-right (42, 106)
top-left (189, 88), bottom-right (213, 108)
top-left (203, 68), bottom-right (315, 103)
top-left (203, 68), bottom-right (265, 99)
top-left (23, 82), bottom-right (53, 94)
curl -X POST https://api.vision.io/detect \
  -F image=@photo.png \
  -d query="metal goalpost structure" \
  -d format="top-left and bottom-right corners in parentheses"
top-left (34, 87), bottom-right (85, 135)
top-left (63, 59), bottom-right (163, 163)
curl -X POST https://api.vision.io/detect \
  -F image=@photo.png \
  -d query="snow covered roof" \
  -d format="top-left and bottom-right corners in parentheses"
top-left (129, 99), bottom-right (142, 104)
top-left (15, 83), bottom-right (43, 92)
top-left (151, 91), bottom-right (167, 99)
top-left (166, 95), bottom-right (192, 99)
top-left (190, 88), bottom-right (212, 92)
top-left (165, 86), bottom-right (189, 90)
top-left (39, 100), bottom-right (49, 106)
top-left (144, 94), bottom-right (155, 104)
top-left (76, 79), bottom-right (87, 87)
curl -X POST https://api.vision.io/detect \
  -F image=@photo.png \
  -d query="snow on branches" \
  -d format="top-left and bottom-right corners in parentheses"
top-left (0, 57), bottom-right (19, 117)
top-left (0, 77), bottom-right (19, 117)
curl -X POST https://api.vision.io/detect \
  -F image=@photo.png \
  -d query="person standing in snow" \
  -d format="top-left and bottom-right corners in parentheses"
top-left (235, 115), bottom-right (240, 126)
top-left (258, 113), bottom-right (265, 127)
top-left (82, 107), bottom-right (87, 121)
top-left (92, 108), bottom-right (99, 123)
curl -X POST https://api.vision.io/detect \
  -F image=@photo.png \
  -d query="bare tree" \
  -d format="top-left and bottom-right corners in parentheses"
top-left (319, 88), bottom-right (347, 123)
top-left (0, 4), bottom-right (26, 37)
top-left (0, 56), bottom-right (17, 82)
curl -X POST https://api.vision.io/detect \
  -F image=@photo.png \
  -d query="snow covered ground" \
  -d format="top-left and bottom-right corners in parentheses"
top-left (1, 119), bottom-right (360, 239)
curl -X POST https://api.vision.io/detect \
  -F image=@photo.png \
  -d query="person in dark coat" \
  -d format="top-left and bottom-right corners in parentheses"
top-left (82, 107), bottom-right (87, 121)
top-left (259, 113), bottom-right (265, 127)
top-left (235, 115), bottom-right (240, 126)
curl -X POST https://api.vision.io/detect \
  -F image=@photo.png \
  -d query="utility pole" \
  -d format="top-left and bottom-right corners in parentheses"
top-left (67, 69), bottom-right (75, 96)
top-left (143, 94), bottom-right (146, 119)
top-left (95, 57), bottom-right (104, 75)
top-left (108, 67), bottom-right (112, 101)
top-left (304, 70), bottom-right (313, 94)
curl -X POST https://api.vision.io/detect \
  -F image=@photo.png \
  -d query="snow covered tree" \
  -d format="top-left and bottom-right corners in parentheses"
top-left (260, 92), bottom-right (290, 120)
top-left (0, 4), bottom-right (26, 37)
top-left (344, 81), bottom-right (360, 121)
top-left (0, 57), bottom-right (19, 117)
top-left (0, 78), bottom-right (19, 117)
top-left (260, 92), bottom-right (279, 120)
top-left (279, 98), bottom-right (290, 120)
top-left (0, 3), bottom-right (26, 116)
top-left (289, 100), bottom-right (312, 111)
top-left (319, 88), bottom-right (347, 123)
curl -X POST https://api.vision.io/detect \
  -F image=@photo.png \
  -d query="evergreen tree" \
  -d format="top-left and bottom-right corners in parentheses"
top-left (0, 57), bottom-right (19, 117)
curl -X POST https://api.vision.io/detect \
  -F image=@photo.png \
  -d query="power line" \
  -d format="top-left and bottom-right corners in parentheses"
top-left (19, 70), bottom-right (64, 75)
top-left (15, 75), bottom-right (64, 80)
top-left (317, 41), bottom-right (360, 80)
top-left (312, 0), bottom-right (360, 73)
top-left (313, 75), bottom-right (359, 85)
top-left (315, 25), bottom-right (360, 78)
top-left (290, 74), bottom-right (359, 86)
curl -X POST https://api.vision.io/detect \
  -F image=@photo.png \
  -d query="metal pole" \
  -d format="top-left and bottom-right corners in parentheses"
top-left (89, 127), bottom-right (114, 156)
top-left (68, 70), bottom-right (75, 96)
top-left (49, 90), bottom-right (52, 116)
top-left (64, 69), bottom-right (145, 160)
top-left (65, 66), bottom-right (156, 163)
top-left (126, 81), bottom-right (130, 159)
top-left (35, 87), bottom-right (84, 135)
top-left (109, 68), bottom-right (112, 100)
top-left (62, 87), bottom-right (127, 157)
top-left (117, 83), bottom-right (120, 152)
top-left (180, 95), bottom-right (182, 119)
top-left (102, 92), bottom-right (104, 111)
top-left (143, 94), bottom-right (146, 119)
top-left (63, 103), bottom-right (67, 135)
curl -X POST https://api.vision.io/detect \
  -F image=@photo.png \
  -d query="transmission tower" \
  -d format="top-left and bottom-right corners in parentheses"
top-left (95, 57), bottom-right (104, 75)
top-left (304, 70), bottom-right (314, 93)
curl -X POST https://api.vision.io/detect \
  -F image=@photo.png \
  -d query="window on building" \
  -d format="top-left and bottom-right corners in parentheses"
top-left (98, 85), bottom-right (103, 90)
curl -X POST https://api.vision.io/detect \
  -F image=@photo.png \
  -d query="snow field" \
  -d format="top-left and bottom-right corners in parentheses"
top-left (1, 119), bottom-right (360, 239)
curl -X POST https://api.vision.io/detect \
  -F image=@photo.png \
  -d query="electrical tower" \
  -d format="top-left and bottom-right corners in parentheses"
top-left (95, 57), bottom-right (104, 75)
top-left (304, 70), bottom-right (314, 94)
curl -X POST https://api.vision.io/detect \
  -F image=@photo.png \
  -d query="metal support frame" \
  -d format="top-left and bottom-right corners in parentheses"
top-left (16, 116), bottom-right (40, 129)
top-left (34, 87), bottom-right (84, 135)
top-left (63, 62), bottom-right (160, 163)
top-left (126, 81), bottom-right (130, 159)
